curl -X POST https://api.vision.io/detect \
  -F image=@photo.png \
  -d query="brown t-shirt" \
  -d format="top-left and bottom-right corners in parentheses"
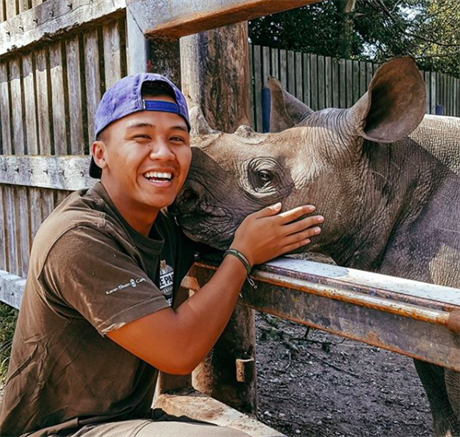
top-left (0, 182), bottom-right (196, 437)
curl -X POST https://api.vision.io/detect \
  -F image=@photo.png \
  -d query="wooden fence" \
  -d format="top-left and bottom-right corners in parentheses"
top-left (249, 45), bottom-right (460, 132)
top-left (0, 0), bottom-right (126, 280)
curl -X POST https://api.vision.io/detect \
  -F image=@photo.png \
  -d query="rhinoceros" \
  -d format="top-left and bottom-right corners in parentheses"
top-left (171, 57), bottom-right (460, 436)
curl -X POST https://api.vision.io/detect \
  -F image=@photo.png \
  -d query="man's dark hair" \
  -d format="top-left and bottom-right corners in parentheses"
top-left (141, 81), bottom-right (176, 100)
top-left (96, 81), bottom-right (176, 141)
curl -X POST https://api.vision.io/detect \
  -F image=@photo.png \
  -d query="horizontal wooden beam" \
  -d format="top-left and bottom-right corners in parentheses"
top-left (3, 255), bottom-right (459, 370)
top-left (127, 0), bottom-right (323, 39)
top-left (190, 257), bottom-right (460, 372)
top-left (0, 0), bottom-right (126, 58)
top-left (0, 270), bottom-right (25, 310)
top-left (0, 155), bottom-right (94, 190)
top-left (156, 390), bottom-right (285, 437)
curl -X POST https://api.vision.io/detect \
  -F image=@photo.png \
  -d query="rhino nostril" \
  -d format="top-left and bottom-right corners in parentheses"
top-left (182, 187), bottom-right (198, 201)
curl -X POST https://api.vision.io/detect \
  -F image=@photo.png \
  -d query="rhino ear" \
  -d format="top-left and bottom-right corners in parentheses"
top-left (189, 106), bottom-right (219, 137)
top-left (268, 77), bottom-right (314, 132)
top-left (350, 57), bottom-right (426, 143)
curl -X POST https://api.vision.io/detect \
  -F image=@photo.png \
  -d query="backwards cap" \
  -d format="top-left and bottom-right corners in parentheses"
top-left (90, 73), bottom-right (190, 179)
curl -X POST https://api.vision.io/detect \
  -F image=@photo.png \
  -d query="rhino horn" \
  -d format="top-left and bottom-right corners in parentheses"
top-left (189, 106), bottom-right (219, 137)
top-left (349, 57), bottom-right (426, 143)
top-left (268, 77), bottom-right (314, 132)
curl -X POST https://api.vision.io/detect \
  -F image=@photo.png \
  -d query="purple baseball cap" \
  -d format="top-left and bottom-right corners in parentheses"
top-left (90, 73), bottom-right (190, 179)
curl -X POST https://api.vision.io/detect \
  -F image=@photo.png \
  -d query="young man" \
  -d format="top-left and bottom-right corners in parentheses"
top-left (0, 74), bottom-right (324, 437)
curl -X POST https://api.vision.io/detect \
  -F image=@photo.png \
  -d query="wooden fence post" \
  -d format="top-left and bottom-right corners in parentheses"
top-left (181, 22), bottom-right (258, 415)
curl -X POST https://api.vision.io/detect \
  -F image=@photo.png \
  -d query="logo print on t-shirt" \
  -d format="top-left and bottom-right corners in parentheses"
top-left (159, 260), bottom-right (174, 306)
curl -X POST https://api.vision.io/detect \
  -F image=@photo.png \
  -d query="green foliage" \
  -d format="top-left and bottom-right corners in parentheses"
top-left (0, 303), bottom-right (18, 383)
top-left (249, 0), bottom-right (460, 78)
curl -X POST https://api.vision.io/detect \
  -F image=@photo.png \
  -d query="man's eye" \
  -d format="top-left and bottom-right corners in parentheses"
top-left (170, 136), bottom-right (185, 143)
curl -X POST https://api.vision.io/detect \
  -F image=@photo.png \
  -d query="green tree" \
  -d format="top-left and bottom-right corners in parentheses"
top-left (249, 0), bottom-right (460, 78)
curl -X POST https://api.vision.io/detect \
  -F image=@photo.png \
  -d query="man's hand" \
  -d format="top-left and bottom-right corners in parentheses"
top-left (231, 203), bottom-right (323, 266)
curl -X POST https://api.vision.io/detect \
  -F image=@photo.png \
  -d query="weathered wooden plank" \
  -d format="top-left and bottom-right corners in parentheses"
top-left (0, 60), bottom-right (13, 154)
top-left (49, 41), bottom-right (69, 155)
top-left (431, 72), bottom-right (437, 114)
top-left (156, 391), bottom-right (285, 437)
top-left (83, 29), bottom-right (102, 143)
top-left (0, 0), bottom-right (126, 58)
top-left (103, 20), bottom-right (123, 89)
top-left (0, 270), bottom-right (26, 310)
top-left (22, 53), bottom-right (39, 154)
top-left (191, 258), bottom-right (460, 372)
top-left (10, 57), bottom-right (26, 154)
top-left (127, 0), bottom-right (324, 39)
top-left (253, 45), bottom-right (263, 132)
top-left (17, 186), bottom-right (31, 277)
top-left (359, 60), bottom-right (366, 96)
top-left (28, 187), bottom-right (44, 241)
top-left (35, 48), bottom-right (52, 154)
top-left (249, 45), bottom-right (255, 129)
top-left (310, 54), bottom-right (318, 111)
top-left (294, 51), bottom-right (302, 101)
top-left (317, 55), bottom-right (325, 110)
top-left (65, 36), bottom-right (86, 155)
top-left (324, 56), bottom-right (331, 108)
top-left (262, 45), bottom-right (270, 88)
top-left (346, 59), bottom-right (353, 107)
top-left (0, 155), bottom-right (93, 190)
top-left (0, 1), bottom-right (5, 23)
top-left (4, 186), bottom-right (19, 276)
top-left (279, 49), bottom-right (287, 91)
top-left (352, 59), bottom-right (360, 104)
top-left (19, 0), bottom-right (31, 14)
top-left (287, 50), bottom-right (295, 95)
top-left (5, 0), bottom-right (18, 20)
top-left (270, 47), bottom-right (279, 82)
top-left (302, 53), bottom-right (310, 107)
top-left (0, 186), bottom-right (8, 271)
top-left (331, 57), bottom-right (339, 107)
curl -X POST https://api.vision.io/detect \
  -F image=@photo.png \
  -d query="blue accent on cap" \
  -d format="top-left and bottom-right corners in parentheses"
top-left (143, 100), bottom-right (180, 115)
top-left (90, 73), bottom-right (191, 179)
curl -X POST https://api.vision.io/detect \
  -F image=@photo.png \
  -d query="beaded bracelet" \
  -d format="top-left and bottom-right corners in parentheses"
top-left (224, 249), bottom-right (257, 289)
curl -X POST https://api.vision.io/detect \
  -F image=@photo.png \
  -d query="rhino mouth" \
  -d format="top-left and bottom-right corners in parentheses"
top-left (174, 210), bottom-right (239, 249)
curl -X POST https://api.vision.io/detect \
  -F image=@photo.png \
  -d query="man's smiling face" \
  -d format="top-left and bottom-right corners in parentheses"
top-left (92, 94), bottom-right (192, 220)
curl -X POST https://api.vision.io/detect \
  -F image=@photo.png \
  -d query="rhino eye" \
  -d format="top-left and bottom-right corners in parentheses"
top-left (257, 170), bottom-right (272, 183)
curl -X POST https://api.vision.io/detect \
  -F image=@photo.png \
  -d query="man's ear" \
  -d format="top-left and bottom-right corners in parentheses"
top-left (92, 141), bottom-right (108, 171)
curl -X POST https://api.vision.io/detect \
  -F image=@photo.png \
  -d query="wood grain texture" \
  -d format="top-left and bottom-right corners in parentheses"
top-left (0, 60), bottom-right (12, 153)
top-left (181, 23), bottom-right (251, 132)
top-left (103, 20), bottom-right (123, 89)
top-left (66, 36), bottom-right (86, 155)
top-left (0, 185), bottom-right (8, 271)
top-left (0, 0), bottom-right (126, 58)
top-left (127, 0), bottom-right (323, 39)
top-left (17, 185), bottom-right (31, 277)
top-left (0, 155), bottom-right (93, 190)
top-left (49, 41), bottom-right (69, 155)
top-left (35, 48), bottom-right (52, 154)
top-left (22, 52), bottom-right (39, 155)
top-left (84, 29), bottom-right (102, 143)
top-left (10, 57), bottom-right (26, 154)
top-left (4, 185), bottom-right (19, 276)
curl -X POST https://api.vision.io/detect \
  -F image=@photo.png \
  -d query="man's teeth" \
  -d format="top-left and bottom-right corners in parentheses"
top-left (144, 172), bottom-right (173, 180)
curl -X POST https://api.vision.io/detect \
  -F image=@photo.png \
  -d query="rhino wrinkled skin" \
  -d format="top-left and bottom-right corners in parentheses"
top-left (172, 58), bottom-right (460, 437)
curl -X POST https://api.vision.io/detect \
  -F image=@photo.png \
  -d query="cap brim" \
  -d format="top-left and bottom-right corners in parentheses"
top-left (89, 156), bottom-right (102, 179)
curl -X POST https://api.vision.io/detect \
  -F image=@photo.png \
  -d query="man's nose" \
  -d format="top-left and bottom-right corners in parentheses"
top-left (149, 141), bottom-right (175, 160)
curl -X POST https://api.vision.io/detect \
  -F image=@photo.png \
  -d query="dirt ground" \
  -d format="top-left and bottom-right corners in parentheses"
top-left (255, 312), bottom-right (432, 437)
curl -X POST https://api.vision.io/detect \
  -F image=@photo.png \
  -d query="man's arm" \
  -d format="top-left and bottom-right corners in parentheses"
top-left (108, 203), bottom-right (324, 374)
